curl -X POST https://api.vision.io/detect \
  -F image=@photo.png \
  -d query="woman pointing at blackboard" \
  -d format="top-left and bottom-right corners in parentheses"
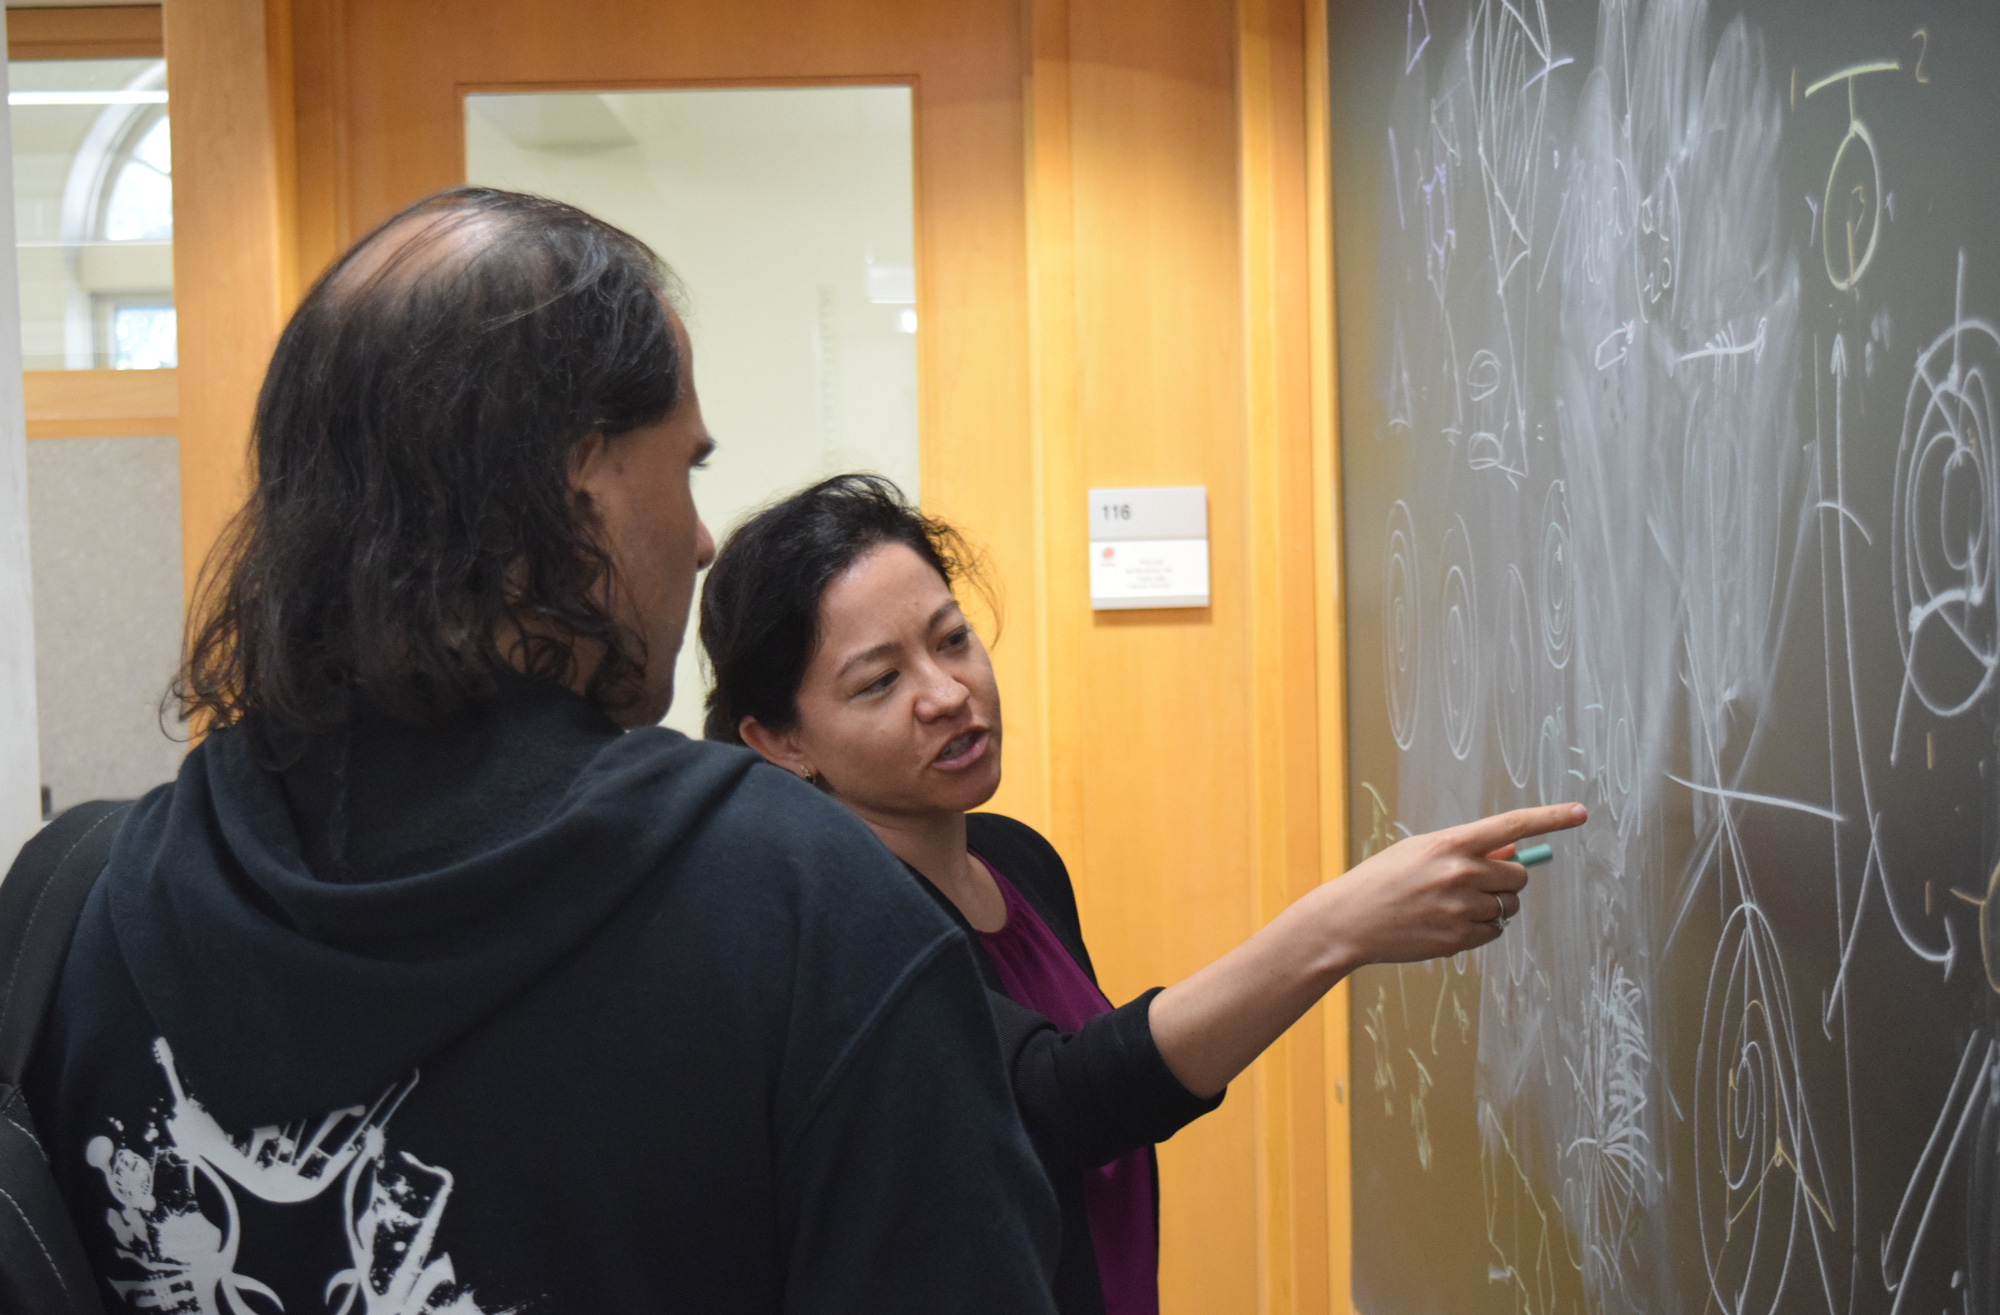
top-left (699, 475), bottom-right (1585, 1315)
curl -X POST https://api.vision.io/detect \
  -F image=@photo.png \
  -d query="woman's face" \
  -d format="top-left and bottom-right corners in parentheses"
top-left (782, 541), bottom-right (1003, 822)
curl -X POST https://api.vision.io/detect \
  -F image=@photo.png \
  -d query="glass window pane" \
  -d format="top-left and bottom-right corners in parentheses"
top-left (9, 58), bottom-right (173, 369)
top-left (110, 304), bottom-right (175, 369)
top-left (465, 85), bottom-right (918, 736)
top-left (103, 117), bottom-right (172, 241)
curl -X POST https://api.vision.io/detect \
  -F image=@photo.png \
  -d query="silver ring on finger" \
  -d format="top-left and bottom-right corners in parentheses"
top-left (1491, 891), bottom-right (1509, 930)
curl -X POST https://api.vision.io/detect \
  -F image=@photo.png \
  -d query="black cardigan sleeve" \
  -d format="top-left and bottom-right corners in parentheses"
top-left (926, 814), bottom-right (1224, 1176)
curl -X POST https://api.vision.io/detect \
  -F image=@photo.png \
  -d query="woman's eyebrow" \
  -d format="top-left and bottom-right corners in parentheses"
top-left (833, 602), bottom-right (959, 680)
top-left (836, 641), bottom-right (900, 681)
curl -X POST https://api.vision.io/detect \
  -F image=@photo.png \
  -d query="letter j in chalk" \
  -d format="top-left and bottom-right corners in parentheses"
top-left (1514, 843), bottom-right (1554, 867)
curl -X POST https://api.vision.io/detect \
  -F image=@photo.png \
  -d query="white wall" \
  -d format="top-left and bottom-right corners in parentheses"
top-left (0, 35), bottom-right (44, 866)
top-left (465, 85), bottom-right (919, 737)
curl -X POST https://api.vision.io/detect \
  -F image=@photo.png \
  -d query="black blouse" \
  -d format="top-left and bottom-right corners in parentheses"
top-left (907, 812), bottom-right (1225, 1315)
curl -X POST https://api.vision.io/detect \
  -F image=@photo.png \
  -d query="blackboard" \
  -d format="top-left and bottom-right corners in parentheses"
top-left (1330, 2), bottom-right (2000, 1312)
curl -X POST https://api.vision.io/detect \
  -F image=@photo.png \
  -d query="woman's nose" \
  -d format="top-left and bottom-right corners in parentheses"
top-left (914, 664), bottom-right (970, 719)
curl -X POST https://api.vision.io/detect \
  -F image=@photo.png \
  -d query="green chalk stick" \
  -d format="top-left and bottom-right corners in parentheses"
top-left (1515, 843), bottom-right (1553, 867)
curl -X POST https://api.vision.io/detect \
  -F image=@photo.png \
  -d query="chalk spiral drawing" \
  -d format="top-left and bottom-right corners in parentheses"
top-left (1440, 516), bottom-right (1481, 761)
top-left (1347, 0), bottom-right (2000, 1312)
top-left (1891, 254), bottom-right (2000, 730)
top-left (1384, 499), bottom-right (1423, 751)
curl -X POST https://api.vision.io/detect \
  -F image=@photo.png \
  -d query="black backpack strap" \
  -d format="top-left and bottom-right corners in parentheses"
top-left (0, 800), bottom-right (129, 1315)
top-left (0, 800), bottom-right (133, 1088)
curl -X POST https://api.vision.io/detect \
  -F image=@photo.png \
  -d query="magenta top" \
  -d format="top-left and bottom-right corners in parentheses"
top-left (972, 856), bottom-right (1158, 1315)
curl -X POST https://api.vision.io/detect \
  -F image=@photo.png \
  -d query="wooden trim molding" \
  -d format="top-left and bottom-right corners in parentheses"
top-left (163, 0), bottom-right (292, 602)
top-left (22, 368), bottom-right (178, 438)
top-left (6, 5), bottom-right (164, 60)
top-left (1303, 0), bottom-right (1357, 1308)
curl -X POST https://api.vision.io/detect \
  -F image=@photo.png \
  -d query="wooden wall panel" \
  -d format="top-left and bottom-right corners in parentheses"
top-left (1041, 1), bottom-right (1264, 1309)
top-left (7, 5), bottom-right (162, 61)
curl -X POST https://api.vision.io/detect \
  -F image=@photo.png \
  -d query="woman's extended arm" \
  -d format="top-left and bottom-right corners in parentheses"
top-left (1146, 802), bottom-right (1586, 1099)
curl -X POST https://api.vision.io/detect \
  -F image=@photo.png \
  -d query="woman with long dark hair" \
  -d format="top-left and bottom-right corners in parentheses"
top-left (700, 474), bottom-right (1584, 1315)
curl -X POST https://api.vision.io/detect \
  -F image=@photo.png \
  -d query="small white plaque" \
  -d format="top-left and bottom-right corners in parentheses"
top-left (1088, 486), bottom-right (1209, 609)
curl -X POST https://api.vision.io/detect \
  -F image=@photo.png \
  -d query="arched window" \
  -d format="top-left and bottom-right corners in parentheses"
top-left (12, 58), bottom-right (176, 369)
top-left (90, 100), bottom-right (175, 369)
top-left (102, 113), bottom-right (172, 242)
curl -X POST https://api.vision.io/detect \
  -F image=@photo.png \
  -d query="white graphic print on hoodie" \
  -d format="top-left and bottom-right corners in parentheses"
top-left (85, 1038), bottom-right (509, 1315)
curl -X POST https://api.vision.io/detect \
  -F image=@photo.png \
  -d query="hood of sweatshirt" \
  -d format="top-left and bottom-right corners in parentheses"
top-left (101, 678), bottom-right (759, 1130)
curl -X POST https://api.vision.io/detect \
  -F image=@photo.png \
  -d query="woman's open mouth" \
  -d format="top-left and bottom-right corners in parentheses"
top-left (933, 728), bottom-right (990, 770)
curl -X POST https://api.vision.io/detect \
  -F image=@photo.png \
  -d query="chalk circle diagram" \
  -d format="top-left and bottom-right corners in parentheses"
top-left (1385, 500), bottom-right (1422, 750)
top-left (1694, 902), bottom-right (1825, 1315)
top-left (1440, 517), bottom-right (1480, 761)
top-left (1802, 62), bottom-right (1894, 294)
top-left (1541, 481), bottom-right (1574, 668)
top-left (1823, 112), bottom-right (1880, 292)
top-left (1604, 687), bottom-right (1637, 824)
top-left (1534, 707), bottom-right (1565, 811)
top-left (1891, 286), bottom-right (2000, 721)
top-left (1495, 564), bottom-right (1535, 786)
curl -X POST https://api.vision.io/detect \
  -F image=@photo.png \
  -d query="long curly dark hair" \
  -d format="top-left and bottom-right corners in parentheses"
top-left (174, 187), bottom-right (684, 741)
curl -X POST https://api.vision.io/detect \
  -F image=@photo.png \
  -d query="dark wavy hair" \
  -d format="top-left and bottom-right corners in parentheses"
top-left (699, 474), bottom-right (989, 744)
top-left (174, 187), bottom-right (683, 740)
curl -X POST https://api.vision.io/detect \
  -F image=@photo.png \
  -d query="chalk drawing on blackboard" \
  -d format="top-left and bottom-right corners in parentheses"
top-left (1594, 321), bottom-right (1636, 371)
top-left (1388, 127), bottom-right (1407, 231)
top-left (1469, 0), bottom-right (1554, 299)
top-left (1961, 859), bottom-right (1999, 992)
top-left (1408, 1048), bottom-right (1437, 1169)
top-left (1357, 780), bottom-right (1407, 861)
top-left (1480, 1100), bottom-right (1565, 1314)
top-left (1695, 901), bottom-right (1839, 1315)
top-left (1540, 480), bottom-right (1573, 668)
top-left (1817, 329), bottom-right (1956, 986)
top-left (1365, 984), bottom-right (1399, 1118)
top-left (1678, 316), bottom-right (1768, 378)
top-left (1405, 0), bottom-right (1431, 76)
top-left (1561, 951), bottom-right (1654, 1293)
top-left (1497, 564), bottom-right (1535, 786)
top-left (1535, 709), bottom-right (1566, 809)
top-left (1879, 1036), bottom-right (1999, 1301)
top-left (1604, 689), bottom-right (1637, 825)
top-left (1387, 312), bottom-right (1415, 434)
top-left (1803, 60), bottom-right (1900, 292)
top-left (1891, 251), bottom-right (2000, 736)
top-left (1385, 501), bottom-right (1422, 750)
top-left (1468, 348), bottom-right (1528, 476)
top-left (1342, 0), bottom-right (2000, 1310)
top-left (1441, 517), bottom-right (1481, 759)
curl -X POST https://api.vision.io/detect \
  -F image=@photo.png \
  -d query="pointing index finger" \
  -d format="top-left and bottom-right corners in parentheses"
top-left (1447, 803), bottom-right (1587, 855)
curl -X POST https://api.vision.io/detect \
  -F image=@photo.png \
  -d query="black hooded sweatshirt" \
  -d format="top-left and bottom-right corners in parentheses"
top-left (26, 679), bottom-right (1060, 1313)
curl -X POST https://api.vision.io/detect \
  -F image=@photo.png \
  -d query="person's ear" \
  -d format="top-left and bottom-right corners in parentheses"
top-left (739, 717), bottom-right (816, 783)
top-left (567, 431), bottom-right (610, 511)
